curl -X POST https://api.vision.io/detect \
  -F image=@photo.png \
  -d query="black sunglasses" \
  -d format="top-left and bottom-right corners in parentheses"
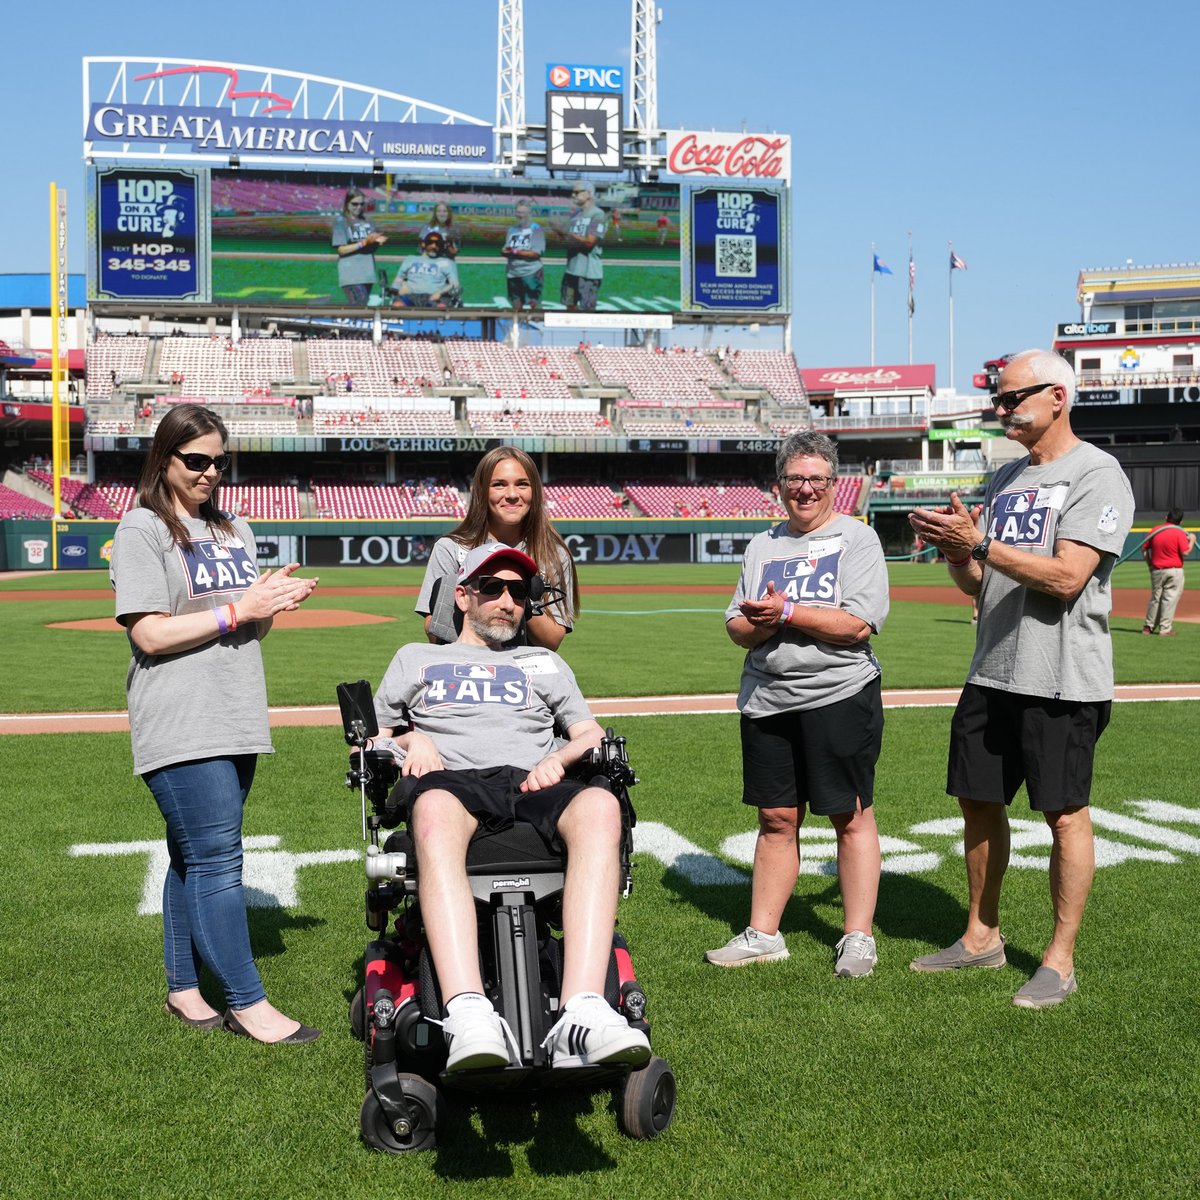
top-left (992, 382), bottom-right (1056, 412)
top-left (471, 575), bottom-right (529, 603)
top-left (173, 450), bottom-right (231, 473)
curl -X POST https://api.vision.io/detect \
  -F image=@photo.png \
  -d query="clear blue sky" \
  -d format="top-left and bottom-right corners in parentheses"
top-left (4, 0), bottom-right (1197, 392)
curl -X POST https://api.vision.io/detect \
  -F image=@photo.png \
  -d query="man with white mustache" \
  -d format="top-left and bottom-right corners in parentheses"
top-left (906, 349), bottom-right (1133, 1009)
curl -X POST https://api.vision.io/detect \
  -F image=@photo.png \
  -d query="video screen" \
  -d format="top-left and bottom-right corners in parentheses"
top-left (207, 170), bottom-right (682, 312)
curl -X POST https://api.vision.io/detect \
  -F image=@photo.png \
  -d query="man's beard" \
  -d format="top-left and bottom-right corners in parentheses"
top-left (469, 611), bottom-right (518, 645)
top-left (1001, 412), bottom-right (1034, 429)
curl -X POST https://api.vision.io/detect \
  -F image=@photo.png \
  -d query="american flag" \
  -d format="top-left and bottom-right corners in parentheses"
top-left (908, 255), bottom-right (916, 316)
top-left (950, 251), bottom-right (968, 271)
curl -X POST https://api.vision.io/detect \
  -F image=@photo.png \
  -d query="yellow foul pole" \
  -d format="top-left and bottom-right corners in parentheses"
top-left (49, 184), bottom-right (69, 567)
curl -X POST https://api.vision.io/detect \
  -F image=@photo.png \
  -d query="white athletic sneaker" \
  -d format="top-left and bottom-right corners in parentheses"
top-left (834, 931), bottom-right (878, 978)
top-left (438, 998), bottom-right (514, 1072)
top-left (542, 992), bottom-right (651, 1069)
top-left (704, 927), bottom-right (789, 967)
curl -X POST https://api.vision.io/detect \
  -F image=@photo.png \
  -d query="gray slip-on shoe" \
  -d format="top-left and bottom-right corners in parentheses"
top-left (909, 935), bottom-right (1007, 972)
top-left (1012, 966), bottom-right (1077, 1009)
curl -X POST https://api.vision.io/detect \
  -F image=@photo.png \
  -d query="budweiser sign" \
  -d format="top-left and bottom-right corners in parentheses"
top-left (665, 131), bottom-right (791, 181)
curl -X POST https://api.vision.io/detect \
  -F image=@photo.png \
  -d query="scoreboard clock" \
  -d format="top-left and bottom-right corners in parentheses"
top-left (545, 91), bottom-right (624, 172)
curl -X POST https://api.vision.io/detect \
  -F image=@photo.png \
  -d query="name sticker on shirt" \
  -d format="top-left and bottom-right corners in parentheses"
top-left (756, 544), bottom-right (844, 607)
top-left (178, 536), bottom-right (258, 599)
top-left (987, 483), bottom-right (1068, 549)
top-left (419, 662), bottom-right (532, 710)
top-left (513, 651), bottom-right (559, 676)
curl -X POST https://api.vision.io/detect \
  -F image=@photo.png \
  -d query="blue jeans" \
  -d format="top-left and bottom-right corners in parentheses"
top-left (144, 755), bottom-right (266, 1009)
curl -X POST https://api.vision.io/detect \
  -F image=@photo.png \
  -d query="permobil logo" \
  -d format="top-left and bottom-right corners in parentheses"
top-left (491, 877), bottom-right (532, 889)
top-left (548, 65), bottom-right (572, 88)
top-left (62, 545), bottom-right (87, 557)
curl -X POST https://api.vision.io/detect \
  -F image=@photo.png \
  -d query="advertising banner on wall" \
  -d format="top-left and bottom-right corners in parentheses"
top-left (90, 167), bottom-right (210, 302)
top-left (89, 168), bottom-right (683, 312)
top-left (684, 186), bottom-right (786, 312)
top-left (85, 104), bottom-right (493, 167)
top-left (665, 131), bottom-right (791, 182)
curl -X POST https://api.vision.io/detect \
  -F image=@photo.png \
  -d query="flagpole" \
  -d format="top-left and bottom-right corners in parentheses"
top-left (907, 231), bottom-right (913, 365)
top-left (948, 240), bottom-right (955, 394)
top-left (870, 242), bottom-right (876, 366)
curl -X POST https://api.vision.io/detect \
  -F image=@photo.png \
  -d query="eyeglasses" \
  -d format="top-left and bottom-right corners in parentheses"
top-left (992, 382), bottom-right (1056, 412)
top-left (347, 201), bottom-right (365, 208)
top-left (781, 474), bottom-right (833, 493)
top-left (471, 575), bottom-right (529, 603)
top-left (173, 450), bottom-right (231, 473)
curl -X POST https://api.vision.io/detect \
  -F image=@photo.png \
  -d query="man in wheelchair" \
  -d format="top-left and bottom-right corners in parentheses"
top-left (371, 542), bottom-right (651, 1075)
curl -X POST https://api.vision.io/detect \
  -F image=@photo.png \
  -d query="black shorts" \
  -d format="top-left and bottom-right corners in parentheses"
top-left (560, 274), bottom-right (600, 311)
top-left (507, 272), bottom-right (543, 306)
top-left (946, 682), bottom-right (1112, 812)
top-left (390, 765), bottom-right (614, 849)
top-left (740, 677), bottom-right (883, 817)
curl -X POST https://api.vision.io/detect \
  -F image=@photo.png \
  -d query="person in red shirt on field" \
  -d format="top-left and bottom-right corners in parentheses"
top-left (1142, 509), bottom-right (1196, 636)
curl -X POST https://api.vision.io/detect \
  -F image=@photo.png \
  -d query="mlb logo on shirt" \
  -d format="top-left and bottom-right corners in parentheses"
top-left (758, 553), bottom-right (842, 606)
top-left (989, 487), bottom-right (1056, 548)
top-left (455, 664), bottom-right (497, 680)
top-left (203, 543), bottom-right (234, 561)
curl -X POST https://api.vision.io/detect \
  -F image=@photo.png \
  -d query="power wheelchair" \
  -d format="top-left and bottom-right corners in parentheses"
top-left (337, 678), bottom-right (676, 1154)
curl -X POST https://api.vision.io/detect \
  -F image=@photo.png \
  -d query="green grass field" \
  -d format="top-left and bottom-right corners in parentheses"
top-left (1, 563), bottom-right (1198, 1197)
top-left (211, 237), bottom-right (680, 309)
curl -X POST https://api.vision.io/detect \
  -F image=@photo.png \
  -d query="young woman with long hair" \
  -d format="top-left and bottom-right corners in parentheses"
top-left (415, 446), bottom-right (579, 650)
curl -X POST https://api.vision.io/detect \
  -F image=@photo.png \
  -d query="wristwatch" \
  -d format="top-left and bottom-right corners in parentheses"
top-left (970, 535), bottom-right (993, 562)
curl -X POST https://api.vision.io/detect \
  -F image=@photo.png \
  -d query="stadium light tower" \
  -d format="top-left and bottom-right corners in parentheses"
top-left (629, 0), bottom-right (661, 177)
top-left (495, 0), bottom-right (526, 174)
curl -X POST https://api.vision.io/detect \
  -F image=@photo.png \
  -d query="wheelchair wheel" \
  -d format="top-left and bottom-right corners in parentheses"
top-left (618, 1056), bottom-right (676, 1140)
top-left (360, 1074), bottom-right (445, 1153)
top-left (349, 985), bottom-right (366, 1042)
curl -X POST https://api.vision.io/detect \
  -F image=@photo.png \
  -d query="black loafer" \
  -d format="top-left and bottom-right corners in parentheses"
top-left (223, 1009), bottom-right (322, 1044)
top-left (164, 999), bottom-right (224, 1031)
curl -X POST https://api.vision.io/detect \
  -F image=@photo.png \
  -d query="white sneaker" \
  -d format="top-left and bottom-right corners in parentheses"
top-left (438, 1000), bottom-right (513, 1072)
top-left (542, 993), bottom-right (651, 1069)
top-left (834, 931), bottom-right (877, 977)
top-left (704, 927), bottom-right (789, 967)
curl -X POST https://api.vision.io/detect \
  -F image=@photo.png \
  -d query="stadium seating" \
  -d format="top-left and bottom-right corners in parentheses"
top-left (583, 345), bottom-right (730, 405)
top-left (723, 349), bottom-right (809, 406)
top-left (157, 336), bottom-right (295, 397)
top-left (311, 482), bottom-right (464, 520)
top-left (0, 484), bottom-right (55, 518)
top-left (312, 401), bottom-right (456, 437)
top-left (307, 339), bottom-right (443, 398)
top-left (25, 470), bottom-right (123, 518)
top-left (543, 484), bottom-right (632, 518)
top-left (220, 483), bottom-right (302, 520)
top-left (446, 344), bottom-right (588, 398)
top-left (623, 482), bottom-right (784, 519)
top-left (86, 335), bottom-right (150, 398)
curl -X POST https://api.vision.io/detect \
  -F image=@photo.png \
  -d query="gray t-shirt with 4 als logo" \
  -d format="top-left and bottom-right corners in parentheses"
top-left (110, 508), bottom-right (272, 775)
top-left (968, 440), bottom-right (1134, 702)
top-left (726, 514), bottom-right (889, 717)
top-left (373, 642), bottom-right (592, 772)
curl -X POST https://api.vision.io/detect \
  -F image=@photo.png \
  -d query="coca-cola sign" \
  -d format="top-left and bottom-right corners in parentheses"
top-left (666, 131), bottom-right (791, 181)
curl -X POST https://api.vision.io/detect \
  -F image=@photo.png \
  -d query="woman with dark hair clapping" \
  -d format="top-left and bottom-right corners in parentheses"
top-left (110, 405), bottom-right (321, 1044)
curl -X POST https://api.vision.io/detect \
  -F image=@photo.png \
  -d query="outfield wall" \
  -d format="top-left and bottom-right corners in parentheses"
top-left (2, 517), bottom-right (1177, 573)
top-left (1, 518), bottom-right (778, 572)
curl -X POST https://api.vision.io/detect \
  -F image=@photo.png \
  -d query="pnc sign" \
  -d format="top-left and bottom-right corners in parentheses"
top-left (546, 63), bottom-right (624, 93)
